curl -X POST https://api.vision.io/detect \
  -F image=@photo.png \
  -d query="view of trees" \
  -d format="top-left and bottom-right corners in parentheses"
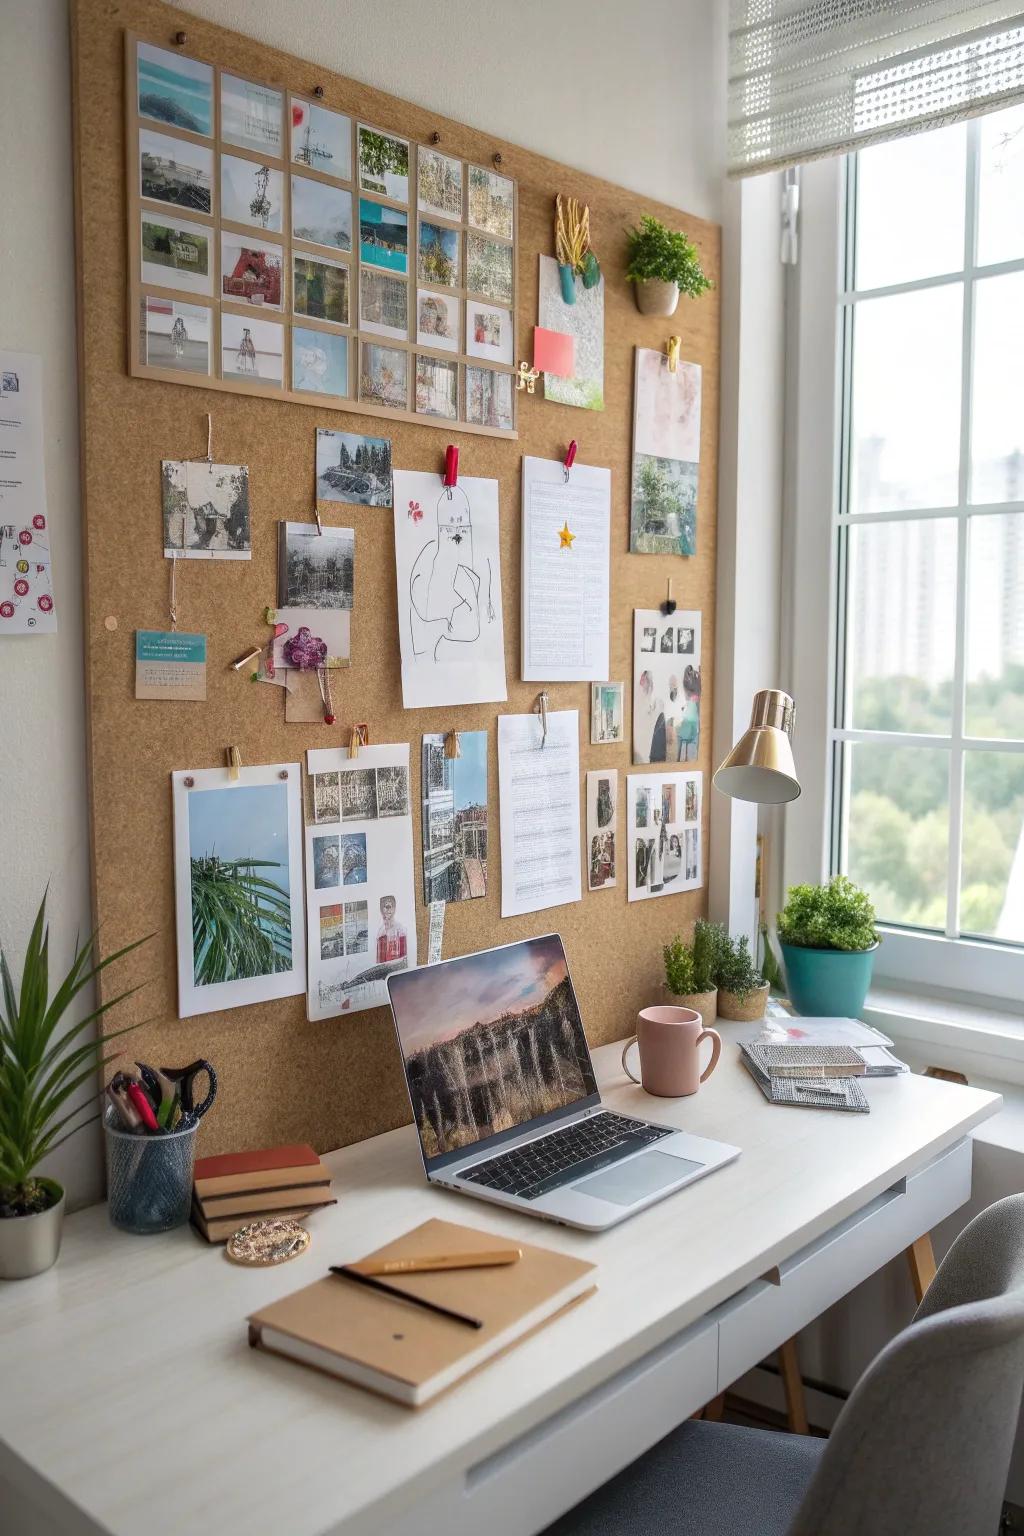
top-left (846, 671), bottom-right (1024, 937)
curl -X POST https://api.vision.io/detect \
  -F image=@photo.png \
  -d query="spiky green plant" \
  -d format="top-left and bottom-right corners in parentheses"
top-left (0, 893), bottom-right (148, 1217)
top-left (190, 856), bottom-right (292, 986)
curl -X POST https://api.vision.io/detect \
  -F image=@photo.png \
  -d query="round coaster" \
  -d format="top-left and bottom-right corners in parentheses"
top-left (225, 1218), bottom-right (311, 1267)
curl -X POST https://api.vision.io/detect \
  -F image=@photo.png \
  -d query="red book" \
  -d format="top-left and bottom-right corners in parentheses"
top-left (194, 1143), bottom-right (320, 1182)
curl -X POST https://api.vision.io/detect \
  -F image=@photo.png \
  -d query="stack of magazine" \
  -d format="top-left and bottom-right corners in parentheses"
top-left (739, 1017), bottom-right (907, 1113)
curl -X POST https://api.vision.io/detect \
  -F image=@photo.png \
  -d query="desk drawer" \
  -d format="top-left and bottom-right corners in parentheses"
top-left (715, 1136), bottom-right (972, 1390)
top-left (398, 1316), bottom-right (718, 1536)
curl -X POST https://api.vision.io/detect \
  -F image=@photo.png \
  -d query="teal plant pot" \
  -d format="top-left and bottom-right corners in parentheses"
top-left (780, 942), bottom-right (878, 1019)
top-left (557, 262), bottom-right (577, 304)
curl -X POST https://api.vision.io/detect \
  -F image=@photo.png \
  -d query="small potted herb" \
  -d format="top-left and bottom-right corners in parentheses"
top-left (714, 933), bottom-right (769, 1022)
top-left (0, 894), bottom-right (146, 1280)
top-left (625, 214), bottom-right (712, 317)
top-left (776, 876), bottom-right (880, 1018)
top-left (662, 919), bottom-right (727, 1023)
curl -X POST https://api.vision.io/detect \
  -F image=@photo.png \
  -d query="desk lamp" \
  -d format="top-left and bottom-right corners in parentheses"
top-left (713, 689), bottom-right (801, 805)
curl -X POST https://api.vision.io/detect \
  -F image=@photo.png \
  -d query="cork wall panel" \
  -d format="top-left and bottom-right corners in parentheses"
top-left (72, 0), bottom-right (721, 1158)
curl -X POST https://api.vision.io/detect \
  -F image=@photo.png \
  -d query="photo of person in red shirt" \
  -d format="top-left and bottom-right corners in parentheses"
top-left (376, 894), bottom-right (407, 965)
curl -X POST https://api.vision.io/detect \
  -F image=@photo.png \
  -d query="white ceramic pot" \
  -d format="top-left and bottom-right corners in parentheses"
top-left (635, 279), bottom-right (680, 317)
top-left (0, 1179), bottom-right (66, 1280)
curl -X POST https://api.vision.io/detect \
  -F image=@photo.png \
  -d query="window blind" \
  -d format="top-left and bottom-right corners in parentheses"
top-left (728, 2), bottom-right (1024, 176)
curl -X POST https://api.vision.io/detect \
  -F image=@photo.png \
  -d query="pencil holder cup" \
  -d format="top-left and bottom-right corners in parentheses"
top-left (104, 1111), bottom-right (199, 1234)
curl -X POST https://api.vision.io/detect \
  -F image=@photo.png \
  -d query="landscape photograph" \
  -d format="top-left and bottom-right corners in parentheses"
top-left (394, 934), bottom-right (596, 1157)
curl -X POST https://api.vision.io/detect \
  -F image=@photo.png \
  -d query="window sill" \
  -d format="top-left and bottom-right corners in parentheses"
top-left (864, 984), bottom-right (1024, 1089)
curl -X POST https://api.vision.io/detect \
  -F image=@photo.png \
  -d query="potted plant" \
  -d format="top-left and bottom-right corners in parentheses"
top-left (625, 214), bottom-right (712, 317)
top-left (0, 894), bottom-right (146, 1280)
top-left (662, 919), bottom-right (726, 1024)
top-left (714, 933), bottom-right (770, 1022)
top-left (776, 875), bottom-right (880, 1018)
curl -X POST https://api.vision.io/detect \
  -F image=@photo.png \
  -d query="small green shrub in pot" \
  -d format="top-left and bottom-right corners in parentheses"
top-left (776, 875), bottom-right (879, 1017)
top-left (625, 215), bottom-right (712, 318)
top-left (662, 919), bottom-right (727, 1022)
top-left (713, 933), bottom-right (769, 1022)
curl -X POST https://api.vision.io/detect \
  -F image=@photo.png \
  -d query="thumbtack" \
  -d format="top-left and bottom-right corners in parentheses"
top-left (314, 84), bottom-right (325, 98)
top-left (174, 31), bottom-right (187, 46)
top-left (661, 578), bottom-right (677, 616)
top-left (431, 131), bottom-right (441, 145)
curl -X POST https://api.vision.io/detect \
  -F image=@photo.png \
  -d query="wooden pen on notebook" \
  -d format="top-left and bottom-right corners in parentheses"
top-left (353, 1249), bottom-right (522, 1277)
top-left (329, 1265), bottom-right (484, 1329)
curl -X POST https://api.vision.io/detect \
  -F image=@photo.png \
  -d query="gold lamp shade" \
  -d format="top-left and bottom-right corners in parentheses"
top-left (713, 689), bottom-right (801, 805)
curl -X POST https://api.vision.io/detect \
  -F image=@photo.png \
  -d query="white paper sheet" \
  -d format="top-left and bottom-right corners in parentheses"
top-left (498, 710), bottom-right (582, 917)
top-left (305, 743), bottom-right (417, 1019)
top-left (626, 770), bottom-right (702, 902)
top-left (0, 350), bottom-right (56, 634)
top-left (521, 455), bottom-right (610, 682)
top-left (632, 608), bottom-right (702, 764)
top-left (392, 469), bottom-right (506, 708)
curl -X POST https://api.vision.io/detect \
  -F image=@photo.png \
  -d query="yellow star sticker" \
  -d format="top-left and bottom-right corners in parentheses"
top-left (558, 521), bottom-right (575, 550)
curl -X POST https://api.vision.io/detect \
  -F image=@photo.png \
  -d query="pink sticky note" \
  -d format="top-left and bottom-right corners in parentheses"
top-left (534, 326), bottom-right (575, 377)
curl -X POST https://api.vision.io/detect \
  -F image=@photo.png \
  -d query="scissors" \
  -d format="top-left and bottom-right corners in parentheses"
top-left (136, 1059), bottom-right (217, 1128)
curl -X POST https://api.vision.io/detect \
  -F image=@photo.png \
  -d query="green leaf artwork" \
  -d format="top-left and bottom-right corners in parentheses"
top-left (190, 856), bottom-right (292, 985)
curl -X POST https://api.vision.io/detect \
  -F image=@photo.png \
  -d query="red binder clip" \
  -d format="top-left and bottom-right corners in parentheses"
top-left (563, 440), bottom-right (578, 482)
top-left (443, 444), bottom-right (459, 498)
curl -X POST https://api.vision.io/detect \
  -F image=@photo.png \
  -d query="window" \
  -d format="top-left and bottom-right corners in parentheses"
top-left (832, 109), bottom-right (1024, 962)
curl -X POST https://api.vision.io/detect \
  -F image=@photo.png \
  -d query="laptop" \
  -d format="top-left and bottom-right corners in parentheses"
top-left (387, 933), bottom-right (740, 1231)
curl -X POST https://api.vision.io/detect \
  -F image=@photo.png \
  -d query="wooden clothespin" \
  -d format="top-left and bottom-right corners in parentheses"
top-left (563, 439), bottom-right (578, 482)
top-left (661, 577), bottom-right (677, 615)
top-left (231, 646), bottom-right (261, 671)
top-left (665, 336), bottom-right (681, 374)
top-left (516, 361), bottom-right (540, 394)
top-left (349, 722), bottom-right (369, 758)
top-left (444, 729), bottom-right (461, 759)
top-left (226, 745), bottom-right (242, 781)
top-left (313, 505), bottom-right (323, 536)
top-left (443, 444), bottom-right (459, 499)
top-left (534, 690), bottom-right (549, 748)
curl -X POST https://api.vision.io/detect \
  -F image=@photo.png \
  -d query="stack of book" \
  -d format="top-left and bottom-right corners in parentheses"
top-left (191, 1143), bottom-right (336, 1243)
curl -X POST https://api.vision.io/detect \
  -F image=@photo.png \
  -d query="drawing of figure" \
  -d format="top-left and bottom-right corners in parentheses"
top-left (235, 326), bottom-right (257, 374)
top-left (408, 486), bottom-right (494, 661)
top-left (376, 895), bottom-right (407, 964)
top-left (171, 315), bottom-right (187, 357)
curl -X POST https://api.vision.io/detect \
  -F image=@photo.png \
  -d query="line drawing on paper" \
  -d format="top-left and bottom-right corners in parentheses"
top-left (407, 485), bottom-right (495, 663)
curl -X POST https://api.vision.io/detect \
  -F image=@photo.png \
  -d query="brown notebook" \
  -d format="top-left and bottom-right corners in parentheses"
top-left (247, 1217), bottom-right (596, 1407)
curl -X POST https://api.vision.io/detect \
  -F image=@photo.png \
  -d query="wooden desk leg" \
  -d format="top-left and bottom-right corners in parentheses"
top-left (703, 1393), bottom-right (725, 1422)
top-left (779, 1337), bottom-right (809, 1435)
top-left (907, 1233), bottom-right (937, 1305)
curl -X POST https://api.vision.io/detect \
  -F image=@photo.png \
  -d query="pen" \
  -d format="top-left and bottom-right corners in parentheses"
top-left (125, 1079), bottom-right (159, 1133)
top-left (354, 1249), bottom-right (522, 1277)
top-left (329, 1265), bottom-right (483, 1329)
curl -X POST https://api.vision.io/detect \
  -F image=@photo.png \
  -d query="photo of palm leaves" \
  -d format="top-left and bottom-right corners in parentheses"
top-left (187, 784), bottom-right (293, 986)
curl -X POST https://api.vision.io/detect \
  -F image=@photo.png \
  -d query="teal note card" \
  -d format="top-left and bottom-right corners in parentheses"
top-left (135, 630), bottom-right (207, 700)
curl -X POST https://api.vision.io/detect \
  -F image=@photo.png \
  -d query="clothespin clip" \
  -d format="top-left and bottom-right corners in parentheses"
top-left (231, 646), bottom-right (261, 671)
top-left (443, 444), bottom-right (459, 499)
top-left (313, 505), bottom-right (323, 536)
top-left (563, 440), bottom-right (577, 483)
top-left (516, 361), bottom-right (540, 394)
top-left (534, 691), bottom-right (549, 748)
top-left (226, 745), bottom-right (242, 781)
top-left (661, 577), bottom-right (677, 616)
top-left (349, 722), bottom-right (369, 758)
top-left (444, 729), bottom-right (462, 759)
top-left (665, 336), bottom-right (681, 374)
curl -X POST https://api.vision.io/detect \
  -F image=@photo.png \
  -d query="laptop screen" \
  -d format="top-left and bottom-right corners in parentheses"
top-left (388, 934), bottom-right (599, 1168)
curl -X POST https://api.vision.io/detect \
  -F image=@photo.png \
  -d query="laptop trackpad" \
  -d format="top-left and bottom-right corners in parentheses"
top-left (572, 1149), bottom-right (705, 1206)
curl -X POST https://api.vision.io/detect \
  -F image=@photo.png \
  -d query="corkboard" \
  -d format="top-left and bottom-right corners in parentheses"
top-left (72, 0), bottom-right (721, 1159)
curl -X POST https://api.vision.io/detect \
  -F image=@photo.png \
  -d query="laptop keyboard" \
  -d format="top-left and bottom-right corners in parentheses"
top-left (456, 1112), bottom-right (673, 1201)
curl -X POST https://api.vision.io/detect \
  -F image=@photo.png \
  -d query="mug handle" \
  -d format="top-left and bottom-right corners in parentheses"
top-left (698, 1028), bottom-right (722, 1083)
top-left (621, 1037), bottom-right (641, 1083)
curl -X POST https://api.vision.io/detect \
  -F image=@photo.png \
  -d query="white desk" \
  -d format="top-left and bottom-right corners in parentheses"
top-left (0, 1036), bottom-right (1000, 1536)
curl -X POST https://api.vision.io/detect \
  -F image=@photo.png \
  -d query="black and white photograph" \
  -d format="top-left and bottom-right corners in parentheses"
top-left (221, 154), bottom-right (283, 232)
top-left (316, 427), bottom-right (392, 507)
top-left (344, 899), bottom-right (369, 955)
top-left (313, 771), bottom-right (341, 823)
top-left (140, 129), bottom-right (212, 214)
top-left (341, 767), bottom-right (378, 821)
top-left (278, 522), bottom-right (354, 611)
top-left (313, 834), bottom-right (341, 889)
top-left (340, 832), bottom-right (368, 884)
top-left (161, 459), bottom-right (251, 559)
top-left (376, 765), bottom-right (410, 818)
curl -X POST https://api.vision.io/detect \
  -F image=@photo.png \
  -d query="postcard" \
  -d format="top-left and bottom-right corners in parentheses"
top-left (465, 365), bottom-right (513, 431)
top-left (466, 232), bottom-right (513, 304)
top-left (221, 153), bottom-right (282, 232)
top-left (467, 299), bottom-right (513, 365)
top-left (221, 73), bottom-right (283, 156)
top-left (141, 212), bottom-right (212, 296)
top-left (316, 428), bottom-right (392, 506)
top-left (418, 220), bottom-right (460, 286)
top-left (586, 769), bottom-right (617, 891)
top-left (278, 521), bottom-right (354, 610)
top-left (358, 124), bottom-right (409, 202)
top-left (139, 129), bottom-right (212, 215)
top-left (418, 146), bottom-right (462, 220)
top-left (292, 327), bottom-right (348, 396)
top-left (221, 313), bottom-right (284, 385)
top-left (293, 252), bottom-right (349, 326)
top-left (137, 41), bottom-right (212, 137)
top-left (359, 198), bottom-right (408, 274)
top-left (415, 354), bottom-right (457, 420)
top-left (161, 460), bottom-right (250, 559)
top-left (359, 341), bottom-right (408, 410)
top-left (291, 99), bottom-right (351, 179)
top-left (591, 681), bottom-right (624, 744)
top-left (538, 253), bottom-right (604, 411)
top-left (359, 267), bottom-right (409, 341)
top-left (292, 175), bottom-right (352, 251)
top-left (221, 233), bottom-right (283, 308)
top-left (417, 289), bottom-right (459, 353)
top-left (139, 296), bottom-right (210, 375)
top-left (468, 165), bottom-right (514, 239)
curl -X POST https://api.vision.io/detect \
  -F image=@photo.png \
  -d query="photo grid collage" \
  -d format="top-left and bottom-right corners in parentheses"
top-left (132, 38), bottom-right (517, 431)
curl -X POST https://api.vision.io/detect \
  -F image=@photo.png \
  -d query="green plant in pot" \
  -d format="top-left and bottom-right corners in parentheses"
top-left (663, 918), bottom-right (729, 1023)
top-left (0, 894), bottom-right (146, 1280)
top-left (776, 875), bottom-right (879, 1018)
top-left (713, 933), bottom-right (769, 1022)
top-left (625, 214), bottom-right (712, 318)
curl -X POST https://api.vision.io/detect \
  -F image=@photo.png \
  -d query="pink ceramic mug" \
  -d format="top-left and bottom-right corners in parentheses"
top-left (621, 1006), bottom-right (722, 1097)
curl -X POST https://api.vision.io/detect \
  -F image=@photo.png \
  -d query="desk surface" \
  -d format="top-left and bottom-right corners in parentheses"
top-left (0, 1032), bottom-right (1000, 1536)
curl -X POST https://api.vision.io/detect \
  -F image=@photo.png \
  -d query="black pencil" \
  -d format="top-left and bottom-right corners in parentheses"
top-left (328, 1264), bottom-right (483, 1329)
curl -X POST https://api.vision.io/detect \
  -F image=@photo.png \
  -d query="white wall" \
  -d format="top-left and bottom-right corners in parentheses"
top-left (0, 0), bottom-right (729, 1210)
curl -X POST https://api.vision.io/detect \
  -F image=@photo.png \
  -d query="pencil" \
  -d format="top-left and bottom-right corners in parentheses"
top-left (354, 1249), bottom-right (522, 1277)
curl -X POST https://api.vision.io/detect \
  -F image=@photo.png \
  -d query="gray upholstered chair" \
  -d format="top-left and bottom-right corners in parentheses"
top-left (542, 1194), bottom-right (1024, 1536)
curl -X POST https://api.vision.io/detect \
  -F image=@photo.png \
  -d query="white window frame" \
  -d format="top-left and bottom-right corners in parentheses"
top-left (782, 135), bottom-right (1024, 1011)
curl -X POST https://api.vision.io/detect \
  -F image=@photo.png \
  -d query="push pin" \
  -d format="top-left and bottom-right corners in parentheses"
top-left (661, 578), bottom-right (677, 616)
